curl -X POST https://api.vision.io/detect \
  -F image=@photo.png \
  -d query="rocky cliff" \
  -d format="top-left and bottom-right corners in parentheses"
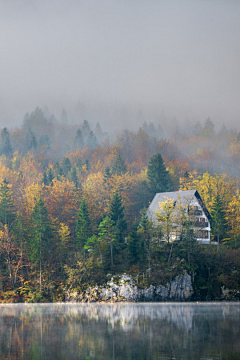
top-left (65, 272), bottom-right (194, 302)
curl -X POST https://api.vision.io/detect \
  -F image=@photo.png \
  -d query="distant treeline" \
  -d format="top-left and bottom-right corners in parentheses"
top-left (0, 107), bottom-right (239, 302)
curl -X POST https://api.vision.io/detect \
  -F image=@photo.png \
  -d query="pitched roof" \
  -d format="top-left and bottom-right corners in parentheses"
top-left (147, 189), bottom-right (211, 222)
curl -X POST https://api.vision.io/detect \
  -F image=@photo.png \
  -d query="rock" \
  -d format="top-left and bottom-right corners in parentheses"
top-left (65, 272), bottom-right (194, 302)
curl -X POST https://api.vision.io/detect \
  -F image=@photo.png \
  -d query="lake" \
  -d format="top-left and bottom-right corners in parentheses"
top-left (0, 303), bottom-right (239, 359)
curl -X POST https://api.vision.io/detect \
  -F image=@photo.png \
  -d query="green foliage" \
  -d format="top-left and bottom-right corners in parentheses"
top-left (98, 216), bottom-right (117, 267)
top-left (62, 157), bottom-right (71, 176)
top-left (70, 166), bottom-right (79, 187)
top-left (74, 129), bottom-right (84, 150)
top-left (86, 131), bottom-right (98, 149)
top-left (47, 168), bottom-right (54, 185)
top-left (29, 197), bottom-right (52, 265)
top-left (211, 195), bottom-right (228, 245)
top-left (0, 179), bottom-right (16, 229)
top-left (127, 221), bottom-right (141, 266)
top-left (110, 191), bottom-right (127, 246)
top-left (112, 154), bottom-right (127, 175)
top-left (147, 153), bottom-right (172, 194)
top-left (76, 199), bottom-right (92, 251)
top-left (42, 171), bottom-right (48, 185)
top-left (0, 127), bottom-right (12, 158)
top-left (25, 128), bottom-right (37, 151)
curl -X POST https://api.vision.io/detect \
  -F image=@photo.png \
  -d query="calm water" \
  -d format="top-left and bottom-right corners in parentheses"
top-left (0, 303), bottom-right (239, 360)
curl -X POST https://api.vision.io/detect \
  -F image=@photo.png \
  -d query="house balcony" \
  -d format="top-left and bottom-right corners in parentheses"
top-left (192, 220), bottom-right (209, 228)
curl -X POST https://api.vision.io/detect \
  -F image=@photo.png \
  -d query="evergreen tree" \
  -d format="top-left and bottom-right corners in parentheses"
top-left (54, 162), bottom-right (63, 177)
top-left (104, 166), bottom-right (111, 181)
top-left (0, 127), bottom-right (12, 158)
top-left (147, 153), bottom-right (172, 194)
top-left (86, 131), bottom-right (98, 149)
top-left (211, 195), bottom-right (228, 249)
top-left (85, 159), bottom-right (90, 170)
top-left (39, 135), bottom-right (50, 150)
top-left (47, 168), bottom-right (54, 185)
top-left (76, 199), bottom-right (92, 257)
top-left (137, 180), bottom-right (152, 209)
top-left (42, 171), bottom-right (48, 185)
top-left (76, 157), bottom-right (83, 169)
top-left (148, 122), bottom-right (157, 138)
top-left (0, 179), bottom-right (16, 229)
top-left (127, 221), bottom-right (140, 266)
top-left (219, 123), bottom-right (228, 137)
top-left (30, 198), bottom-right (52, 290)
top-left (74, 129), bottom-right (84, 150)
top-left (138, 210), bottom-right (154, 274)
top-left (98, 216), bottom-right (117, 268)
top-left (95, 122), bottom-right (107, 143)
top-left (81, 119), bottom-right (91, 138)
top-left (112, 154), bottom-right (127, 175)
top-left (70, 166), bottom-right (79, 187)
top-left (110, 191), bottom-right (127, 246)
top-left (203, 117), bottom-right (215, 137)
top-left (62, 157), bottom-right (71, 176)
top-left (25, 128), bottom-right (37, 151)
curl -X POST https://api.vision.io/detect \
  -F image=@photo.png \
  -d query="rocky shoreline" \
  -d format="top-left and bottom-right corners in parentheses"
top-left (65, 272), bottom-right (194, 303)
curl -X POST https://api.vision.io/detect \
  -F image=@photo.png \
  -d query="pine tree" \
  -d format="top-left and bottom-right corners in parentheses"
top-left (70, 166), bottom-right (79, 187)
top-left (86, 131), bottom-right (98, 149)
top-left (62, 157), bottom-right (71, 176)
top-left (98, 216), bottom-right (117, 268)
top-left (203, 117), bottom-right (215, 137)
top-left (0, 127), bottom-right (12, 158)
top-left (0, 179), bottom-right (16, 230)
top-left (112, 154), bottom-right (127, 175)
top-left (30, 197), bottom-right (52, 290)
top-left (127, 221), bottom-right (140, 266)
top-left (42, 171), bottom-right (48, 185)
top-left (211, 195), bottom-right (228, 249)
top-left (74, 129), bottom-right (84, 150)
top-left (147, 153), bottom-right (172, 194)
top-left (76, 157), bottom-right (83, 169)
top-left (104, 166), bottom-right (111, 181)
top-left (54, 162), bottom-right (63, 177)
top-left (47, 168), bottom-right (54, 185)
top-left (25, 128), bottom-right (37, 151)
top-left (76, 199), bottom-right (92, 259)
top-left (81, 120), bottom-right (91, 137)
top-left (110, 191), bottom-right (127, 246)
top-left (95, 122), bottom-right (106, 143)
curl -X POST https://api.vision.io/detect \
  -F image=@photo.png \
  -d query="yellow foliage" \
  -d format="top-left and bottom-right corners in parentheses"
top-left (19, 153), bottom-right (42, 186)
top-left (23, 183), bottom-right (43, 217)
top-left (180, 171), bottom-right (237, 213)
top-left (43, 178), bottom-right (78, 226)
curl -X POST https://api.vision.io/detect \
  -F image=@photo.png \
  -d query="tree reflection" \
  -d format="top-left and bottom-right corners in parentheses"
top-left (0, 303), bottom-right (239, 360)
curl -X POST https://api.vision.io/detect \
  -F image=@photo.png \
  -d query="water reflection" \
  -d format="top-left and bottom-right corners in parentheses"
top-left (0, 303), bottom-right (239, 360)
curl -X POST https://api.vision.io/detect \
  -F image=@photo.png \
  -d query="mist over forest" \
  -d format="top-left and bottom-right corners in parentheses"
top-left (0, 0), bottom-right (240, 130)
top-left (0, 1), bottom-right (240, 303)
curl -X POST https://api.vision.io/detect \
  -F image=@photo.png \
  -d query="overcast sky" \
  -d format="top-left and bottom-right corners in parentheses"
top-left (0, 0), bottom-right (240, 130)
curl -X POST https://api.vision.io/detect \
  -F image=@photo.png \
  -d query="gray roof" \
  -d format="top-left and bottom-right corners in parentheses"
top-left (147, 190), bottom-right (210, 222)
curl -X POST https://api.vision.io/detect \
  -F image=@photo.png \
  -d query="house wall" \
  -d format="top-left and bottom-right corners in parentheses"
top-left (188, 198), bottom-right (211, 244)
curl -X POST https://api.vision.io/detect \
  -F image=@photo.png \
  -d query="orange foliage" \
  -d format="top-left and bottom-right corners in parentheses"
top-left (43, 179), bottom-right (79, 228)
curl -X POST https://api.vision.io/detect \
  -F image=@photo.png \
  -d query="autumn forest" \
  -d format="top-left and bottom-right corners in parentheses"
top-left (0, 107), bottom-right (240, 302)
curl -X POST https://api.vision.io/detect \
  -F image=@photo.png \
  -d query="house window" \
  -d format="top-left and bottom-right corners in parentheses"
top-left (197, 230), bottom-right (209, 239)
top-left (189, 206), bottom-right (202, 216)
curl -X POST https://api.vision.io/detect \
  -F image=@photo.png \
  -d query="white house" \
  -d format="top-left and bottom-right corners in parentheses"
top-left (147, 190), bottom-right (211, 244)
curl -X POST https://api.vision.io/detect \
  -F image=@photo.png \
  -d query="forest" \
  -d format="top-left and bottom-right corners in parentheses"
top-left (0, 107), bottom-right (240, 302)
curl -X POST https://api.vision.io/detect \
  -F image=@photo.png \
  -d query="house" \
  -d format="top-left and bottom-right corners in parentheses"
top-left (147, 190), bottom-right (211, 244)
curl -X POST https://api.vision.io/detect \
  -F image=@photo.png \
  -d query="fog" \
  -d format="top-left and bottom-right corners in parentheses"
top-left (0, 0), bottom-right (240, 130)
